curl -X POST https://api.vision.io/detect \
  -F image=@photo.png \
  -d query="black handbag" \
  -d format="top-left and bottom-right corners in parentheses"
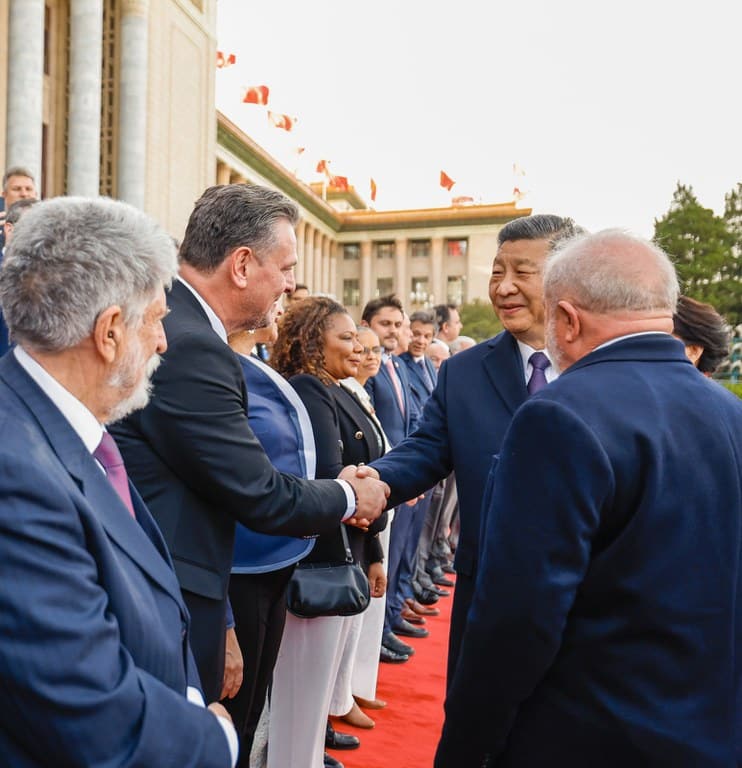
top-left (286, 525), bottom-right (371, 618)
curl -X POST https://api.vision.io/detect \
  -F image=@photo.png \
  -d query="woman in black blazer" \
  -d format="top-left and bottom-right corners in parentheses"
top-left (267, 297), bottom-right (388, 768)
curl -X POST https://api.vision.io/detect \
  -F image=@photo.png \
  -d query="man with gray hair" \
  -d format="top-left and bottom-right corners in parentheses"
top-left (368, 214), bottom-right (581, 685)
top-left (0, 165), bottom-right (36, 251)
top-left (436, 230), bottom-right (742, 767)
top-left (0, 197), bottom-right (238, 767)
top-left (111, 184), bottom-right (389, 709)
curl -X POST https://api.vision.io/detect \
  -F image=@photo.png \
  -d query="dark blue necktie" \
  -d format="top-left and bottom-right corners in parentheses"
top-left (527, 351), bottom-right (550, 395)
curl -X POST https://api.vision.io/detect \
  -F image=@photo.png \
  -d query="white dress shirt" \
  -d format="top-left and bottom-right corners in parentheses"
top-left (516, 340), bottom-right (559, 385)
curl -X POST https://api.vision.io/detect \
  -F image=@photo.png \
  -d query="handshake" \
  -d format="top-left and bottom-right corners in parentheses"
top-left (337, 465), bottom-right (390, 529)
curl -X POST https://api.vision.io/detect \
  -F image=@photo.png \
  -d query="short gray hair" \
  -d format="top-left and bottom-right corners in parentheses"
top-left (0, 196), bottom-right (178, 352)
top-left (2, 165), bottom-right (35, 189)
top-left (179, 184), bottom-right (300, 271)
top-left (544, 229), bottom-right (679, 314)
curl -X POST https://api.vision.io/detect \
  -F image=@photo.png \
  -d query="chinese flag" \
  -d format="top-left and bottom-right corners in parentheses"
top-left (370, 178), bottom-right (377, 202)
top-left (216, 51), bottom-right (236, 68)
top-left (316, 159), bottom-right (330, 175)
top-left (242, 85), bottom-right (270, 105)
top-left (331, 175), bottom-right (349, 191)
top-left (513, 186), bottom-right (524, 202)
top-left (440, 170), bottom-right (455, 191)
top-left (267, 111), bottom-right (294, 131)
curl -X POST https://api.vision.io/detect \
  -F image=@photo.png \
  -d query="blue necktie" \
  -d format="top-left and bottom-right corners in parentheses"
top-left (527, 351), bottom-right (550, 395)
top-left (418, 358), bottom-right (434, 392)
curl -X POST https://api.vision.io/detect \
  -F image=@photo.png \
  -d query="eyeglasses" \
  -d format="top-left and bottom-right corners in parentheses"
top-left (361, 346), bottom-right (382, 356)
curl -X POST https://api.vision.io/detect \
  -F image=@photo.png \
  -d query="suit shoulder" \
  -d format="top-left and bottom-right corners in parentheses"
top-left (289, 373), bottom-right (332, 400)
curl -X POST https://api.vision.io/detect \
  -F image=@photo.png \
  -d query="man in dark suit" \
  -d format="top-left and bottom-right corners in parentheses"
top-left (436, 229), bottom-right (742, 767)
top-left (367, 215), bottom-right (580, 684)
top-left (111, 184), bottom-right (388, 703)
top-left (0, 197), bottom-right (238, 766)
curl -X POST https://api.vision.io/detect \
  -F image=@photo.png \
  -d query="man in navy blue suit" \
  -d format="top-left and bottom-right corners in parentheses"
top-left (368, 215), bottom-right (580, 684)
top-left (0, 197), bottom-right (238, 766)
top-left (436, 229), bottom-right (742, 767)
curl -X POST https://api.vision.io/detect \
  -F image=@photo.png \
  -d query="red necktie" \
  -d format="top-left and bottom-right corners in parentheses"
top-left (94, 432), bottom-right (136, 518)
top-left (385, 357), bottom-right (405, 415)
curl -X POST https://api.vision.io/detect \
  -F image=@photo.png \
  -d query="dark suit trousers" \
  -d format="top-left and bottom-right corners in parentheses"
top-left (183, 589), bottom-right (227, 704)
top-left (446, 570), bottom-right (475, 690)
top-left (225, 565), bottom-right (295, 766)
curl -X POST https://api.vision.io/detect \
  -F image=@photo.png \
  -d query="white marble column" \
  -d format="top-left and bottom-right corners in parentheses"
top-left (431, 237), bottom-right (444, 306)
top-left (117, 0), bottom-right (149, 207)
top-left (67, 0), bottom-right (103, 196)
top-left (294, 221), bottom-right (306, 285)
top-left (360, 241), bottom-right (373, 309)
top-left (328, 243), bottom-right (338, 299)
top-left (313, 230), bottom-right (323, 294)
top-left (303, 225), bottom-right (314, 291)
top-left (394, 237), bottom-right (408, 304)
top-left (6, 0), bottom-right (45, 183)
top-left (321, 235), bottom-right (330, 293)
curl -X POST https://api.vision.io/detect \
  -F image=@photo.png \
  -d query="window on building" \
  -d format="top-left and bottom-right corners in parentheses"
top-left (343, 279), bottom-right (360, 307)
top-left (447, 276), bottom-right (465, 306)
top-left (343, 243), bottom-right (361, 260)
top-left (375, 242), bottom-right (395, 259)
top-left (446, 238), bottom-right (468, 258)
top-left (376, 277), bottom-right (393, 297)
top-left (410, 277), bottom-right (429, 306)
top-left (410, 240), bottom-right (431, 258)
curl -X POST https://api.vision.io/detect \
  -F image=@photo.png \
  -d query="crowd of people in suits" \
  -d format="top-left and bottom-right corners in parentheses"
top-left (0, 178), bottom-right (739, 768)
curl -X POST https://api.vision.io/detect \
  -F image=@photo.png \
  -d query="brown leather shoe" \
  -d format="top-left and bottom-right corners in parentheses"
top-left (353, 695), bottom-right (387, 710)
top-left (401, 606), bottom-right (426, 624)
top-left (406, 598), bottom-right (440, 616)
top-left (337, 701), bottom-right (375, 729)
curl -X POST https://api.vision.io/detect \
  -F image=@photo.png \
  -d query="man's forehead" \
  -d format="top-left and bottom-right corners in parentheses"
top-left (495, 238), bottom-right (550, 264)
top-left (373, 308), bottom-right (403, 322)
top-left (7, 175), bottom-right (34, 187)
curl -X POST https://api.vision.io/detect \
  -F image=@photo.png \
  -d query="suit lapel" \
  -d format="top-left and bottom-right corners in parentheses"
top-left (334, 386), bottom-right (376, 459)
top-left (0, 355), bottom-right (185, 605)
top-left (481, 332), bottom-right (528, 415)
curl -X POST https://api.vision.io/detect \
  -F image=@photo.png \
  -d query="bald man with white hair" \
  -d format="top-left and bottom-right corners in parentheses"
top-left (437, 230), bottom-right (742, 767)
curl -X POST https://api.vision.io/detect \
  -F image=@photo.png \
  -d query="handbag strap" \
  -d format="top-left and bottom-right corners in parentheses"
top-left (340, 524), bottom-right (354, 564)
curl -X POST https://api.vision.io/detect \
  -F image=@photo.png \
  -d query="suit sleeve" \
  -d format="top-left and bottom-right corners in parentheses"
top-left (435, 399), bottom-right (614, 767)
top-left (0, 452), bottom-right (231, 768)
top-left (371, 357), bottom-right (454, 506)
top-left (131, 331), bottom-right (346, 537)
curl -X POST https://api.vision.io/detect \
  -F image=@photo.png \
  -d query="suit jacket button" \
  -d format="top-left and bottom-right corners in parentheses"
top-left (354, 431), bottom-right (363, 440)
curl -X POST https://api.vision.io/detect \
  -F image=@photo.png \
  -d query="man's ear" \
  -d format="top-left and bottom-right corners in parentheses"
top-left (93, 305), bottom-right (125, 363)
top-left (228, 246), bottom-right (253, 289)
top-left (557, 300), bottom-right (581, 342)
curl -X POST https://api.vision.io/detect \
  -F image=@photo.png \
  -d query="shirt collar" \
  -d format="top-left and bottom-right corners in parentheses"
top-left (516, 339), bottom-right (558, 384)
top-left (593, 331), bottom-right (671, 352)
top-left (177, 276), bottom-right (228, 345)
top-left (14, 346), bottom-right (103, 454)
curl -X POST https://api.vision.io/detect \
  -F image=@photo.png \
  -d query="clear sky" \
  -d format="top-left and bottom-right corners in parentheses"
top-left (215, 0), bottom-right (741, 237)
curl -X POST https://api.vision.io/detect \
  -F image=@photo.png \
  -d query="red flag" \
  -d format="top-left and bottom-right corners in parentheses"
top-left (295, 147), bottom-right (305, 155)
top-left (440, 170), bottom-right (455, 191)
top-left (216, 51), bottom-right (236, 68)
top-left (513, 186), bottom-right (524, 202)
top-left (452, 195), bottom-right (474, 206)
top-left (267, 111), bottom-right (295, 131)
top-left (316, 159), bottom-right (330, 175)
top-left (370, 178), bottom-right (377, 202)
top-left (330, 175), bottom-right (349, 191)
top-left (242, 85), bottom-right (270, 105)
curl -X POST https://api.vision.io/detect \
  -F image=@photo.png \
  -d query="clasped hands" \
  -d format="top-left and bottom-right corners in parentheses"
top-left (338, 464), bottom-right (389, 529)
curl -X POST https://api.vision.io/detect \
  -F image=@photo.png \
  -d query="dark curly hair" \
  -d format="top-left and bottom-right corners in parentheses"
top-left (271, 296), bottom-right (349, 384)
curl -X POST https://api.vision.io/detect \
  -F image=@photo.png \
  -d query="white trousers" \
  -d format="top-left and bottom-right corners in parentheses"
top-left (267, 613), bottom-right (352, 768)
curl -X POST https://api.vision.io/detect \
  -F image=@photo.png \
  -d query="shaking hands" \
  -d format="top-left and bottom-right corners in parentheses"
top-left (338, 464), bottom-right (389, 529)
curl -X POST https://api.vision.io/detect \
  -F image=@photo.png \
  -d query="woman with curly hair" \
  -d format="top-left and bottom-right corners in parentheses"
top-left (267, 297), bottom-right (388, 768)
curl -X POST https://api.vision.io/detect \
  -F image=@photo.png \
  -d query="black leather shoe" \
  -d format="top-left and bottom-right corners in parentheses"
top-left (326, 722), bottom-right (360, 750)
top-left (382, 631), bottom-right (415, 656)
top-left (380, 644), bottom-right (409, 663)
top-left (392, 618), bottom-right (430, 638)
top-left (414, 587), bottom-right (441, 605)
top-left (324, 753), bottom-right (345, 768)
top-left (433, 574), bottom-right (454, 587)
top-left (429, 584), bottom-right (450, 597)
top-left (441, 563), bottom-right (456, 574)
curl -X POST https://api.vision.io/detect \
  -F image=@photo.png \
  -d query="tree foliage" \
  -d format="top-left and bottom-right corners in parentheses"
top-left (654, 182), bottom-right (741, 325)
top-left (459, 298), bottom-right (503, 342)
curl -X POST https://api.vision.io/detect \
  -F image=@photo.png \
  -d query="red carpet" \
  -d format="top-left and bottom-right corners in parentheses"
top-left (332, 585), bottom-right (453, 768)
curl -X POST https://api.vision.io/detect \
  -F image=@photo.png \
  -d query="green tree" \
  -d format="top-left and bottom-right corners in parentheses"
top-left (654, 183), bottom-right (740, 325)
top-left (459, 298), bottom-right (503, 342)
